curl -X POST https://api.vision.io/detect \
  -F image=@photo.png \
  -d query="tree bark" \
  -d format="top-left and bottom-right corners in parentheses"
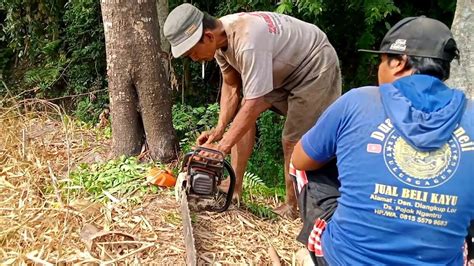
top-left (447, 0), bottom-right (473, 98)
top-left (156, 0), bottom-right (172, 82)
top-left (101, 0), bottom-right (177, 162)
top-left (156, 0), bottom-right (170, 54)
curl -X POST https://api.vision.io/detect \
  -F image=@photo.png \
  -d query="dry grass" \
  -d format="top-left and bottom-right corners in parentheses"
top-left (0, 99), bottom-right (303, 265)
top-left (194, 207), bottom-right (303, 265)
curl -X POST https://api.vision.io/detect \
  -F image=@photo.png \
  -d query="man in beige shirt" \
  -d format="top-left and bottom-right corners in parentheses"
top-left (164, 4), bottom-right (341, 218)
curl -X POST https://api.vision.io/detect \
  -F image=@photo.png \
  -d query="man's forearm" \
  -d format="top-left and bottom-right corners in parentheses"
top-left (218, 98), bottom-right (271, 153)
top-left (216, 83), bottom-right (240, 132)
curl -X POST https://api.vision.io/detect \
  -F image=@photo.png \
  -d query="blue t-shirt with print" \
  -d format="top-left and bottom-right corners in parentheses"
top-left (301, 77), bottom-right (474, 265)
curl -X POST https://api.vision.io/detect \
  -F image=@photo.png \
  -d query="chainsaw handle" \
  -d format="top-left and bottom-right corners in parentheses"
top-left (182, 151), bottom-right (194, 170)
top-left (182, 146), bottom-right (225, 171)
top-left (193, 146), bottom-right (225, 158)
top-left (218, 159), bottom-right (236, 213)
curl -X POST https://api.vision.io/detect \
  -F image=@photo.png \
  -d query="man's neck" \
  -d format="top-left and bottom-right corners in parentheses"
top-left (214, 19), bottom-right (228, 50)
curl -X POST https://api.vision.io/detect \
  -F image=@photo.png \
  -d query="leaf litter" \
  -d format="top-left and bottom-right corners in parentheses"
top-left (0, 99), bottom-right (303, 265)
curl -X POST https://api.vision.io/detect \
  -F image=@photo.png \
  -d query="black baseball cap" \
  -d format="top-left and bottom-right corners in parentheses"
top-left (359, 16), bottom-right (457, 62)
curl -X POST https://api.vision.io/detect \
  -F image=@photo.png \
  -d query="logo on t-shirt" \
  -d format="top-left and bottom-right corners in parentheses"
top-left (366, 118), bottom-right (473, 233)
top-left (383, 130), bottom-right (460, 188)
top-left (243, 12), bottom-right (282, 34)
top-left (368, 119), bottom-right (474, 188)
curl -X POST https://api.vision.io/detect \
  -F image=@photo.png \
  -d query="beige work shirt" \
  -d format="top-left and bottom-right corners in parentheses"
top-left (215, 12), bottom-right (337, 99)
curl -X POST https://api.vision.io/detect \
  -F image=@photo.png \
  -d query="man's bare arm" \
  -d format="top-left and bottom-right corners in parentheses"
top-left (217, 96), bottom-right (271, 154)
top-left (291, 141), bottom-right (325, 171)
top-left (216, 67), bottom-right (241, 132)
top-left (197, 67), bottom-right (242, 145)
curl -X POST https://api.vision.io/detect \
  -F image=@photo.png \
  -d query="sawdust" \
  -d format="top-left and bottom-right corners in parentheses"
top-left (0, 99), bottom-right (303, 265)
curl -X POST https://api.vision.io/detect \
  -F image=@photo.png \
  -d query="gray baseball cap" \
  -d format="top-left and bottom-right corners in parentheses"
top-left (164, 4), bottom-right (204, 58)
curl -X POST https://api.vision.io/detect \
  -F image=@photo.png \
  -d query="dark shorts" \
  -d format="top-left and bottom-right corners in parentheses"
top-left (293, 159), bottom-right (339, 245)
top-left (290, 159), bottom-right (339, 266)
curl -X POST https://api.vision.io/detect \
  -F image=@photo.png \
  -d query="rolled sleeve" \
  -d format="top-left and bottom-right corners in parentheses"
top-left (215, 52), bottom-right (232, 73)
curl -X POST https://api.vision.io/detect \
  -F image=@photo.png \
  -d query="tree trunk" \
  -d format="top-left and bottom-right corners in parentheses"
top-left (156, 0), bottom-right (172, 82)
top-left (101, 0), bottom-right (177, 162)
top-left (156, 0), bottom-right (170, 54)
top-left (183, 58), bottom-right (192, 99)
top-left (447, 0), bottom-right (473, 98)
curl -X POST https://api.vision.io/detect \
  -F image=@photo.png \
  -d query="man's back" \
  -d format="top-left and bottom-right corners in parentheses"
top-left (306, 76), bottom-right (474, 264)
top-left (215, 12), bottom-right (338, 98)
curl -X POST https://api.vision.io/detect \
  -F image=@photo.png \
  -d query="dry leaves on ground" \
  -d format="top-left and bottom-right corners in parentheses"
top-left (0, 99), bottom-right (303, 265)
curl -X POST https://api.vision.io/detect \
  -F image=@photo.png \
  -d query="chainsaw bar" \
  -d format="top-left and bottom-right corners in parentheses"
top-left (176, 172), bottom-right (197, 265)
top-left (180, 191), bottom-right (197, 265)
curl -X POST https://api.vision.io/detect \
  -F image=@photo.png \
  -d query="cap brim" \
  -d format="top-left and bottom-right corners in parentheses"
top-left (358, 49), bottom-right (385, 54)
top-left (171, 22), bottom-right (203, 58)
top-left (358, 49), bottom-right (407, 56)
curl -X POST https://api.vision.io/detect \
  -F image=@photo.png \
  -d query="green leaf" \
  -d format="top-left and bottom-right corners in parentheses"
top-left (67, 156), bottom-right (153, 204)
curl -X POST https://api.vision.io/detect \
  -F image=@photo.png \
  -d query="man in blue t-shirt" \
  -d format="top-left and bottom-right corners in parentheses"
top-left (291, 16), bottom-right (474, 265)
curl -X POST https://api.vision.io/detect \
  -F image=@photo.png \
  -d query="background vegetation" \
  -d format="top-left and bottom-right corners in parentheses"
top-left (0, 0), bottom-right (456, 189)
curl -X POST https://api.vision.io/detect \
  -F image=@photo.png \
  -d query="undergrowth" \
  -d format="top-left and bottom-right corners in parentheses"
top-left (68, 156), bottom-right (159, 204)
top-left (242, 172), bottom-right (285, 220)
top-left (173, 104), bottom-right (286, 189)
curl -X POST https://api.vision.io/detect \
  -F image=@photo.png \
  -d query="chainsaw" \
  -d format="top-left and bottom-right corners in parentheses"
top-left (175, 146), bottom-right (236, 265)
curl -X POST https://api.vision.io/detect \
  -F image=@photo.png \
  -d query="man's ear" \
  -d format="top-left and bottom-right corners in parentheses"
top-left (203, 31), bottom-right (214, 43)
top-left (390, 55), bottom-right (411, 76)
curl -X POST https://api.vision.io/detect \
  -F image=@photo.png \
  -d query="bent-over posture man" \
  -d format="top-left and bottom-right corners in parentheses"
top-left (292, 16), bottom-right (474, 264)
top-left (164, 4), bottom-right (341, 217)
